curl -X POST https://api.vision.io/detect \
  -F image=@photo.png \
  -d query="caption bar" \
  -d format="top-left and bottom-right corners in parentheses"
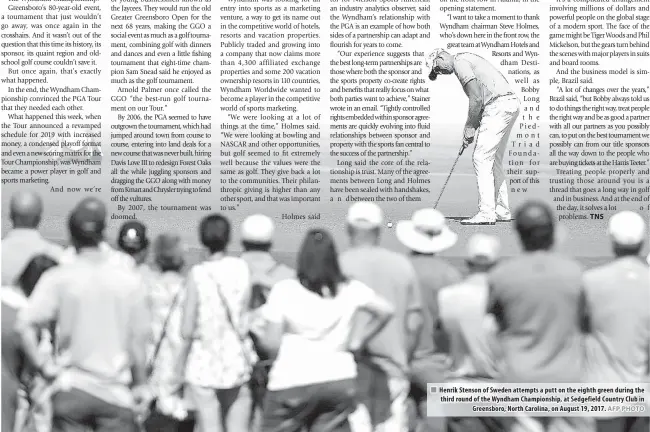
top-left (427, 383), bottom-right (649, 417)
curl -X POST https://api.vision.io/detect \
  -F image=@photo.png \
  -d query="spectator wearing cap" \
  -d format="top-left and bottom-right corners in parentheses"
top-left (2, 191), bottom-right (64, 287)
top-left (59, 239), bottom-right (135, 268)
top-left (438, 234), bottom-right (506, 432)
top-left (177, 214), bottom-right (254, 432)
top-left (488, 201), bottom-right (589, 432)
top-left (583, 212), bottom-right (649, 432)
top-left (395, 208), bottom-right (462, 432)
top-left (145, 233), bottom-right (194, 429)
top-left (15, 197), bottom-right (151, 432)
top-left (240, 214), bottom-right (295, 305)
top-left (340, 202), bottom-right (423, 432)
top-left (58, 206), bottom-right (135, 269)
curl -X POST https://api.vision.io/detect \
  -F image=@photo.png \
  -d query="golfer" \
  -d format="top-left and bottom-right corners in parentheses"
top-left (426, 49), bottom-right (520, 225)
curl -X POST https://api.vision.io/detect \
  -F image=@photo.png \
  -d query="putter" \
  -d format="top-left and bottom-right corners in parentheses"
top-left (433, 143), bottom-right (467, 209)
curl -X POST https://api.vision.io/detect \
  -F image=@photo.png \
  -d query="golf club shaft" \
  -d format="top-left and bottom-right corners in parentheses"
top-left (434, 142), bottom-right (467, 209)
top-left (434, 152), bottom-right (462, 208)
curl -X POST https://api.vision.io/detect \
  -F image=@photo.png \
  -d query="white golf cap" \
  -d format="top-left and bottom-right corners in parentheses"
top-left (241, 214), bottom-right (275, 244)
top-left (467, 233), bottom-right (500, 264)
top-left (396, 208), bottom-right (457, 254)
top-left (347, 202), bottom-right (383, 229)
top-left (608, 211), bottom-right (646, 246)
top-left (425, 48), bottom-right (445, 69)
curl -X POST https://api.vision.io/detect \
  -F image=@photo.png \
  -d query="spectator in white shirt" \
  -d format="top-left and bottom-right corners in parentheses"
top-left (59, 240), bottom-right (135, 268)
top-left (438, 234), bottom-right (506, 432)
top-left (340, 202), bottom-right (423, 432)
top-left (16, 197), bottom-right (151, 432)
top-left (144, 234), bottom-right (194, 432)
top-left (239, 214), bottom-right (295, 307)
top-left (253, 228), bottom-right (394, 432)
top-left (57, 202), bottom-right (139, 269)
top-left (238, 214), bottom-right (296, 430)
top-left (177, 214), bottom-right (254, 432)
top-left (584, 212), bottom-right (649, 432)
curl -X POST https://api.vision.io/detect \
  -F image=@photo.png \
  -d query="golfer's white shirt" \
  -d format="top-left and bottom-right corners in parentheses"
top-left (454, 53), bottom-right (514, 106)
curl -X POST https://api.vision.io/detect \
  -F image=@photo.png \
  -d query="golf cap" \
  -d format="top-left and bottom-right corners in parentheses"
top-left (69, 197), bottom-right (106, 239)
top-left (608, 211), bottom-right (646, 246)
top-left (241, 214), bottom-right (275, 244)
top-left (467, 233), bottom-right (500, 265)
top-left (118, 220), bottom-right (149, 253)
top-left (347, 202), bottom-right (383, 229)
top-left (425, 48), bottom-right (445, 81)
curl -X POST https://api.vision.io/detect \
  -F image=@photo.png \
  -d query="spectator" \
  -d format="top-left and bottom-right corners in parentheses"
top-left (438, 234), bottom-right (505, 432)
top-left (2, 255), bottom-right (58, 432)
top-left (117, 220), bottom-right (150, 267)
top-left (177, 214), bottom-right (254, 432)
top-left (240, 214), bottom-right (295, 307)
top-left (239, 214), bottom-right (295, 428)
top-left (15, 197), bottom-right (151, 432)
top-left (253, 228), bottom-right (394, 432)
top-left (340, 202), bottom-right (423, 432)
top-left (2, 191), bottom-right (63, 286)
top-left (395, 208), bottom-right (462, 432)
top-left (59, 239), bottom-right (135, 268)
top-left (57, 199), bottom-right (135, 268)
top-left (487, 200), bottom-right (589, 432)
top-left (117, 220), bottom-right (158, 295)
top-left (142, 233), bottom-right (195, 432)
top-left (583, 211), bottom-right (649, 432)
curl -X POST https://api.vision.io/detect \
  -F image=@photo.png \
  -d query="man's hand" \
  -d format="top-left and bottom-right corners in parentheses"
top-left (463, 127), bottom-right (476, 146)
top-left (39, 359), bottom-right (61, 382)
top-left (461, 127), bottom-right (476, 153)
top-left (132, 384), bottom-right (154, 417)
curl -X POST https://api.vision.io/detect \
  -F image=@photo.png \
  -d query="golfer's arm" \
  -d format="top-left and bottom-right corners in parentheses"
top-left (463, 79), bottom-right (483, 132)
